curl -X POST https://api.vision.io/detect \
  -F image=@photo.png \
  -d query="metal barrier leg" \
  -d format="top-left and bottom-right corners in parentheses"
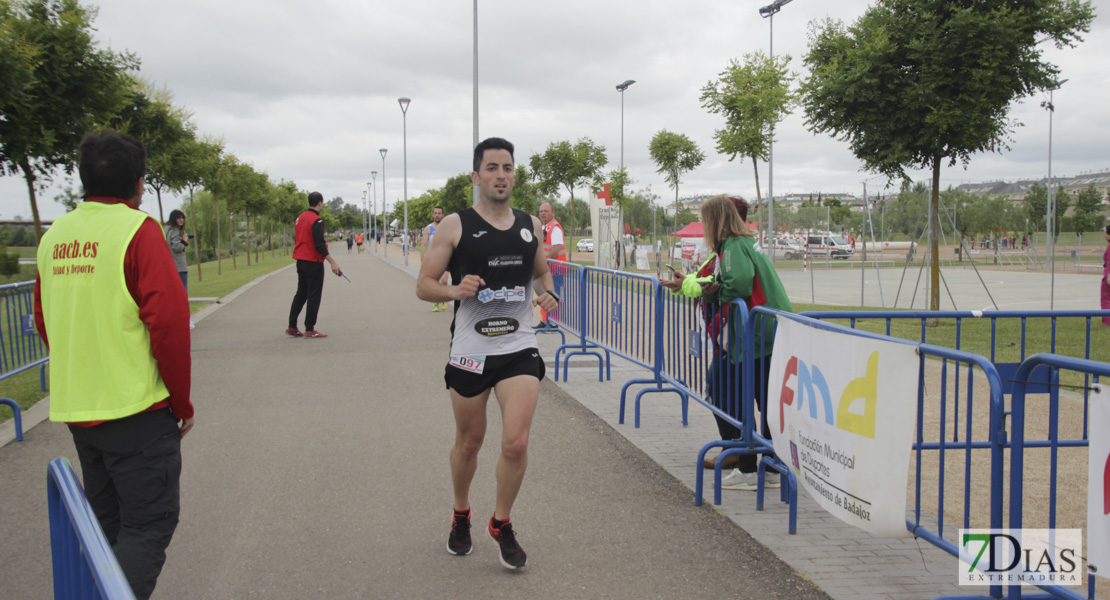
top-left (632, 386), bottom-right (690, 428)
top-left (0, 398), bottom-right (22, 442)
top-left (695, 440), bottom-right (731, 506)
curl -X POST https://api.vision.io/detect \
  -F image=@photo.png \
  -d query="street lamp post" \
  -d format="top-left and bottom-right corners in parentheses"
top-left (365, 183), bottom-right (371, 241)
top-left (370, 171), bottom-right (377, 253)
top-left (1045, 79), bottom-right (1067, 309)
top-left (380, 148), bottom-right (388, 257)
top-left (759, 0), bottom-right (793, 262)
top-left (399, 97), bottom-right (411, 266)
top-left (616, 79), bottom-right (635, 271)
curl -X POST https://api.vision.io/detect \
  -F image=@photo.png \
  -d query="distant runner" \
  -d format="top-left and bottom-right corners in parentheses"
top-left (421, 206), bottom-right (450, 312)
top-left (355, 232), bottom-right (364, 254)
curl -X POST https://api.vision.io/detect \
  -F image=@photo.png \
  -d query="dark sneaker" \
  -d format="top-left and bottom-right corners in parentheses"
top-left (285, 327), bottom-right (303, 337)
top-left (303, 330), bottom-right (328, 338)
top-left (488, 517), bottom-right (527, 569)
top-left (447, 510), bottom-right (472, 555)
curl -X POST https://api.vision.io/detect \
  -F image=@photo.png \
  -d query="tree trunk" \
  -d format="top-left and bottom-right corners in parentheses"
top-left (230, 210), bottom-right (237, 269)
top-left (216, 199), bottom-right (223, 276)
top-left (155, 187), bottom-right (165, 225)
top-left (929, 155), bottom-right (941, 320)
top-left (18, 158), bottom-right (43, 241)
top-left (751, 155), bottom-right (763, 241)
top-left (190, 188), bottom-right (203, 282)
top-left (270, 220), bottom-right (274, 259)
top-left (245, 210), bottom-right (251, 266)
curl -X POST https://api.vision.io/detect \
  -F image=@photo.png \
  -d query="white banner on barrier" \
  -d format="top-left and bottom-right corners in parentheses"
top-left (768, 316), bottom-right (918, 538)
top-left (1088, 384), bottom-right (1110, 572)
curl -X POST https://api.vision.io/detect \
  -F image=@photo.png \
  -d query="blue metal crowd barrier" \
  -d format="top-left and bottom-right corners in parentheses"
top-left (47, 457), bottom-right (135, 600)
top-left (1, 280), bottom-right (49, 442)
top-left (550, 261), bottom-right (608, 382)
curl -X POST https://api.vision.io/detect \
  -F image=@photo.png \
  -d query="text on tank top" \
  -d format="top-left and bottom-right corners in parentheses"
top-left (447, 207), bottom-right (538, 359)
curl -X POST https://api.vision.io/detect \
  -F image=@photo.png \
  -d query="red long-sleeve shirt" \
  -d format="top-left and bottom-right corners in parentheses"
top-left (34, 198), bottom-right (193, 425)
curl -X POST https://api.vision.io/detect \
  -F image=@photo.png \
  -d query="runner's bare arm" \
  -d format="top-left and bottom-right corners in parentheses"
top-left (417, 214), bottom-right (483, 302)
top-left (530, 216), bottom-right (557, 311)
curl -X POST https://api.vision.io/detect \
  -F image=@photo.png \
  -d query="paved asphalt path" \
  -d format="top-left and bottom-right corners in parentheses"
top-left (1, 252), bottom-right (828, 599)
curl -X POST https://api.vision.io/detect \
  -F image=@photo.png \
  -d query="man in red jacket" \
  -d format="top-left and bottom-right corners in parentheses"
top-left (287, 192), bottom-right (341, 338)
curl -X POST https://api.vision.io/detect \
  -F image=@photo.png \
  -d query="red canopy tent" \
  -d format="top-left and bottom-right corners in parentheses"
top-left (670, 222), bottom-right (704, 237)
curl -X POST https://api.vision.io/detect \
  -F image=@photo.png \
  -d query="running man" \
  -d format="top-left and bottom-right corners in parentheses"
top-left (355, 232), bottom-right (364, 254)
top-left (416, 137), bottom-right (558, 570)
top-left (421, 206), bottom-right (450, 312)
top-left (536, 201), bottom-right (567, 328)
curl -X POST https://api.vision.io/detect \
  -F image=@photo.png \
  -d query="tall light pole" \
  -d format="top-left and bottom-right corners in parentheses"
top-left (473, 0), bottom-right (479, 203)
top-left (759, 0), bottom-right (793, 262)
top-left (365, 183), bottom-right (371, 239)
top-left (370, 171), bottom-right (377, 253)
top-left (1045, 79), bottom-right (1067, 309)
top-left (380, 148), bottom-right (388, 257)
top-left (616, 79), bottom-right (635, 270)
top-left (398, 97), bottom-right (411, 266)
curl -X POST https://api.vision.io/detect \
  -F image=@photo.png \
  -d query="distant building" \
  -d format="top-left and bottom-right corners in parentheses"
top-left (956, 170), bottom-right (1110, 202)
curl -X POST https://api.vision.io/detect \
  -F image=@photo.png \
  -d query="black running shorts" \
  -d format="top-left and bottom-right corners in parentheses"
top-left (444, 347), bottom-right (546, 398)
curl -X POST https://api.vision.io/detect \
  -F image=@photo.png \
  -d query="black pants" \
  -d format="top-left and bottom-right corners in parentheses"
top-left (68, 408), bottom-right (182, 600)
top-left (289, 259), bottom-right (325, 331)
top-left (707, 352), bottom-right (774, 474)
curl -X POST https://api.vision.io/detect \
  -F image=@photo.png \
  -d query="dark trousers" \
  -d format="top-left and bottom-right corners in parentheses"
top-left (289, 259), bottom-right (325, 331)
top-left (68, 408), bottom-right (182, 600)
top-left (707, 351), bottom-right (774, 474)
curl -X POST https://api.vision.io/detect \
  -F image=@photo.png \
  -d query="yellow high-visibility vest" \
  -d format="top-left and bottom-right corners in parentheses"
top-left (38, 201), bottom-right (170, 422)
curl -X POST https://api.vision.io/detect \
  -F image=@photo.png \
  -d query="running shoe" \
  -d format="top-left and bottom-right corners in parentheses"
top-left (303, 330), bottom-right (328, 338)
top-left (447, 510), bottom-right (472, 555)
top-left (284, 327), bottom-right (303, 337)
top-left (433, 303), bottom-right (439, 312)
top-left (488, 517), bottom-right (527, 569)
top-left (721, 469), bottom-right (781, 491)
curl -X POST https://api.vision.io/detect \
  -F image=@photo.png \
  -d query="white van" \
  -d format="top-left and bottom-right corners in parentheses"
top-left (806, 234), bottom-right (853, 259)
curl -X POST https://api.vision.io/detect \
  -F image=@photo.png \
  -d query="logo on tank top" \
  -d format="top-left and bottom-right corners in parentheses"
top-left (475, 317), bottom-right (519, 337)
top-left (478, 286), bottom-right (526, 303)
top-left (520, 228), bottom-right (533, 243)
top-left (488, 255), bottom-right (523, 267)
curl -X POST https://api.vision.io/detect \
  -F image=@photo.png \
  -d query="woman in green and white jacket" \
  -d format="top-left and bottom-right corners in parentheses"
top-left (699, 194), bottom-right (792, 490)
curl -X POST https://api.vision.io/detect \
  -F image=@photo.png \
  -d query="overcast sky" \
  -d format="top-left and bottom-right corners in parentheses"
top-left (2, 0), bottom-right (1107, 223)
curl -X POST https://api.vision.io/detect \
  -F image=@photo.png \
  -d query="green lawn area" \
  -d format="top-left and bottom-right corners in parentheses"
top-left (0, 365), bottom-right (48, 423)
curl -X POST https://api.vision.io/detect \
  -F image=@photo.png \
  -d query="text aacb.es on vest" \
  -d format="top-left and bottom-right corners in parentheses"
top-left (52, 239), bottom-right (100, 260)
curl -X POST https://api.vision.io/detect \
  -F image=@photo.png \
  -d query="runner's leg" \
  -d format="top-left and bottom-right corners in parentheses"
top-left (449, 388), bottom-right (492, 511)
top-left (491, 374), bottom-right (539, 521)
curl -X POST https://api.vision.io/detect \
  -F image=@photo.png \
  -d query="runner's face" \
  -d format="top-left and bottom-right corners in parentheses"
top-left (471, 149), bottom-right (515, 203)
top-left (433, 208), bottom-right (444, 223)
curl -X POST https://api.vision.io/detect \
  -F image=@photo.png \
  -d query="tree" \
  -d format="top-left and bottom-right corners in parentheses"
top-left (509, 166), bottom-right (541, 216)
top-left (0, 0), bottom-right (139, 240)
top-left (647, 131), bottom-right (704, 217)
top-left (529, 138), bottom-right (607, 251)
top-left (700, 51), bottom-right (794, 236)
top-left (1023, 182), bottom-right (1048, 232)
top-left (1051, 185), bottom-right (1070, 240)
top-left (1072, 183), bottom-right (1103, 237)
top-left (801, 0), bottom-right (1094, 311)
top-left (110, 81), bottom-right (195, 225)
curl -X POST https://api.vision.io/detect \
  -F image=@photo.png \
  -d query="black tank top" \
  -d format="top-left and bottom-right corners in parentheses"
top-left (448, 207), bottom-right (538, 358)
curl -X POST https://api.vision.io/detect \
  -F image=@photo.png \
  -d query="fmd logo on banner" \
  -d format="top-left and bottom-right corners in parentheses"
top-left (957, 529), bottom-right (1082, 586)
top-left (768, 317), bottom-right (918, 538)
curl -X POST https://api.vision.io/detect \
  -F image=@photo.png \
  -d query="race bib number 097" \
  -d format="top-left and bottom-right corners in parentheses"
top-left (450, 355), bottom-right (486, 374)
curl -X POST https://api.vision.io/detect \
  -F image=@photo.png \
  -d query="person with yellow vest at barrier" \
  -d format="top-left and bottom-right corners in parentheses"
top-left (34, 131), bottom-right (193, 600)
top-left (536, 201), bottom-right (567, 328)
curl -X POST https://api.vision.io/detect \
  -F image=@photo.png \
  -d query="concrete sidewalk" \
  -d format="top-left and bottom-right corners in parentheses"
top-left (1, 247), bottom-right (828, 599)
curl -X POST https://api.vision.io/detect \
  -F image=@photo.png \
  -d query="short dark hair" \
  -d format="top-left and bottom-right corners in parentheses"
top-left (79, 131), bottom-right (146, 201)
top-left (473, 137), bottom-right (514, 172)
top-left (308, 192), bottom-right (324, 207)
top-left (1105, 225), bottom-right (1110, 235)
top-left (168, 209), bottom-right (186, 226)
top-left (433, 206), bottom-right (444, 212)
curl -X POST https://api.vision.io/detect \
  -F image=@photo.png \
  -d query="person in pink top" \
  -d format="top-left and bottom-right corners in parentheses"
top-left (1102, 225), bottom-right (1110, 325)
